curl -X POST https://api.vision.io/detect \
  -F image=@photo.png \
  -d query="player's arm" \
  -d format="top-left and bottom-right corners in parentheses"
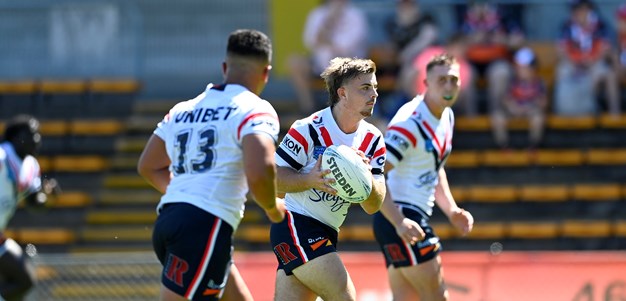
top-left (379, 162), bottom-right (425, 244)
top-left (276, 158), bottom-right (336, 195)
top-left (360, 172), bottom-right (385, 214)
top-left (137, 134), bottom-right (171, 194)
top-left (434, 168), bottom-right (473, 236)
top-left (243, 133), bottom-right (284, 223)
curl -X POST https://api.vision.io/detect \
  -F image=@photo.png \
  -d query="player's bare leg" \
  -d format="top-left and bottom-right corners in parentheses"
top-left (387, 266), bottom-right (420, 301)
top-left (398, 255), bottom-right (448, 301)
top-left (221, 264), bottom-right (253, 301)
top-left (274, 269), bottom-right (317, 301)
top-left (287, 253), bottom-right (356, 301)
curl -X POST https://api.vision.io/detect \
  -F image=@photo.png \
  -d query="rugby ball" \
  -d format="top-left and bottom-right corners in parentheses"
top-left (321, 145), bottom-right (372, 203)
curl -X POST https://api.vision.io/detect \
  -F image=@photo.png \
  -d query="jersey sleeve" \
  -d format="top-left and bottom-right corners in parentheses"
top-left (275, 120), bottom-right (312, 171)
top-left (369, 130), bottom-right (386, 177)
top-left (237, 103), bottom-right (280, 143)
top-left (385, 119), bottom-right (418, 167)
top-left (18, 155), bottom-right (42, 197)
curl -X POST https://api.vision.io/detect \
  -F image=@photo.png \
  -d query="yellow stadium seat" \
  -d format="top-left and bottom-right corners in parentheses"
top-left (86, 211), bottom-right (156, 225)
top-left (18, 228), bottom-right (76, 245)
top-left (431, 223), bottom-right (455, 240)
top-left (508, 221), bottom-right (560, 239)
top-left (562, 220), bottom-right (611, 238)
top-left (341, 225), bottom-right (375, 241)
top-left (52, 191), bottom-right (92, 207)
top-left (446, 150), bottom-right (480, 168)
top-left (40, 80), bottom-right (87, 94)
top-left (450, 187), bottom-right (469, 203)
top-left (39, 120), bottom-right (69, 136)
top-left (614, 220), bottom-right (626, 237)
top-left (598, 114), bottom-right (626, 129)
top-left (519, 185), bottom-right (569, 202)
top-left (53, 156), bottom-right (109, 172)
top-left (454, 115), bottom-right (491, 131)
top-left (534, 149), bottom-right (584, 166)
top-left (88, 79), bottom-right (140, 93)
top-left (530, 42), bottom-right (557, 88)
top-left (467, 186), bottom-right (518, 202)
top-left (547, 115), bottom-right (597, 130)
top-left (236, 226), bottom-right (270, 242)
top-left (466, 222), bottom-right (506, 239)
top-left (507, 117), bottom-right (530, 130)
top-left (0, 80), bottom-right (37, 94)
top-left (69, 119), bottom-right (124, 135)
top-left (586, 149), bottom-right (626, 165)
top-left (481, 150), bottom-right (530, 167)
top-left (572, 184), bottom-right (622, 201)
top-left (81, 227), bottom-right (152, 242)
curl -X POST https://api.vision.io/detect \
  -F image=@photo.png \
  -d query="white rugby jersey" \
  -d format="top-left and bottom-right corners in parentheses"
top-left (385, 96), bottom-right (454, 216)
top-left (154, 84), bottom-right (280, 230)
top-left (0, 142), bottom-right (42, 231)
top-left (275, 107), bottom-right (386, 231)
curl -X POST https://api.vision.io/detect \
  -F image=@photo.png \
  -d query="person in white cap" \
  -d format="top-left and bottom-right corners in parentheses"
top-left (490, 47), bottom-right (548, 150)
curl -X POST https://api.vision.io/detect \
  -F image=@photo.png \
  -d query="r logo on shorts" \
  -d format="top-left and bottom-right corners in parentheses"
top-left (270, 211), bottom-right (338, 275)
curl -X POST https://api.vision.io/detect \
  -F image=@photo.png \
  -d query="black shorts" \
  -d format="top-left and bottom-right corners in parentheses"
top-left (373, 201), bottom-right (441, 268)
top-left (270, 211), bottom-right (339, 275)
top-left (152, 203), bottom-right (234, 301)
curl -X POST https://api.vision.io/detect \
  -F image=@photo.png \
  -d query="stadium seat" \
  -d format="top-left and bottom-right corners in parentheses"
top-left (50, 191), bottom-right (92, 207)
top-left (69, 119), bottom-right (124, 135)
top-left (561, 220), bottom-right (612, 238)
top-left (38, 80), bottom-right (88, 118)
top-left (534, 149), bottom-right (584, 166)
top-left (586, 149), bottom-right (626, 165)
top-left (467, 185), bottom-right (518, 202)
top-left (39, 120), bottom-right (69, 136)
top-left (450, 187), bottom-right (469, 203)
top-left (519, 185), bottom-right (569, 202)
top-left (481, 150), bottom-right (530, 167)
top-left (446, 150), bottom-right (480, 168)
top-left (454, 116), bottom-right (490, 131)
top-left (52, 155), bottom-right (109, 172)
top-left (17, 228), bottom-right (76, 245)
top-left (86, 211), bottom-right (156, 225)
top-left (86, 79), bottom-right (141, 117)
top-left (614, 220), bottom-right (626, 237)
top-left (465, 222), bottom-right (506, 239)
top-left (508, 221), bottom-right (560, 239)
top-left (103, 175), bottom-right (152, 189)
top-left (598, 114), bottom-right (626, 129)
top-left (81, 227), bottom-right (152, 243)
top-left (99, 190), bottom-right (161, 206)
top-left (0, 80), bottom-right (37, 118)
top-left (506, 117), bottom-right (530, 130)
top-left (547, 116), bottom-right (597, 130)
top-left (529, 42), bottom-right (557, 89)
top-left (571, 184), bottom-right (622, 201)
top-left (236, 225), bottom-right (270, 243)
top-left (431, 223), bottom-right (455, 240)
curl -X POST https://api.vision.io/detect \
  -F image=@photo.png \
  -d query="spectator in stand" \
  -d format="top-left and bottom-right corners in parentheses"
top-left (554, 0), bottom-right (620, 116)
top-left (491, 47), bottom-right (548, 150)
top-left (461, 0), bottom-right (525, 114)
top-left (288, 0), bottom-right (368, 114)
top-left (372, 0), bottom-right (440, 122)
top-left (410, 34), bottom-right (477, 117)
top-left (613, 4), bottom-right (626, 81)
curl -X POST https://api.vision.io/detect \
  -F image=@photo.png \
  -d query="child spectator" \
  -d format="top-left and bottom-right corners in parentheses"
top-left (491, 47), bottom-right (547, 150)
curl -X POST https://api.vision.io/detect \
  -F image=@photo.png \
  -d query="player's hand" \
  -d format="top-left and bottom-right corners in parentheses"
top-left (352, 148), bottom-right (372, 171)
top-left (449, 208), bottom-right (473, 236)
top-left (43, 178), bottom-right (61, 195)
top-left (395, 218), bottom-right (425, 246)
top-left (264, 198), bottom-right (285, 223)
top-left (309, 157), bottom-right (337, 195)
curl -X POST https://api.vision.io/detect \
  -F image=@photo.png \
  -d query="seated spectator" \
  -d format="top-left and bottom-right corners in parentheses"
top-left (288, 0), bottom-right (367, 114)
top-left (461, 0), bottom-right (525, 114)
top-left (554, 0), bottom-right (620, 116)
top-left (410, 34), bottom-right (477, 117)
top-left (491, 47), bottom-right (548, 150)
top-left (614, 4), bottom-right (626, 81)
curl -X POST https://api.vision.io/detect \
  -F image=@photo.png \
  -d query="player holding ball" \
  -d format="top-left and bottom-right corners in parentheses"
top-left (271, 57), bottom-right (386, 301)
top-left (373, 53), bottom-right (473, 301)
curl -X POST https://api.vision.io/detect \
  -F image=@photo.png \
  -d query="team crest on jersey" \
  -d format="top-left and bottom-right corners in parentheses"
top-left (424, 139), bottom-right (434, 152)
top-left (313, 146), bottom-right (326, 159)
